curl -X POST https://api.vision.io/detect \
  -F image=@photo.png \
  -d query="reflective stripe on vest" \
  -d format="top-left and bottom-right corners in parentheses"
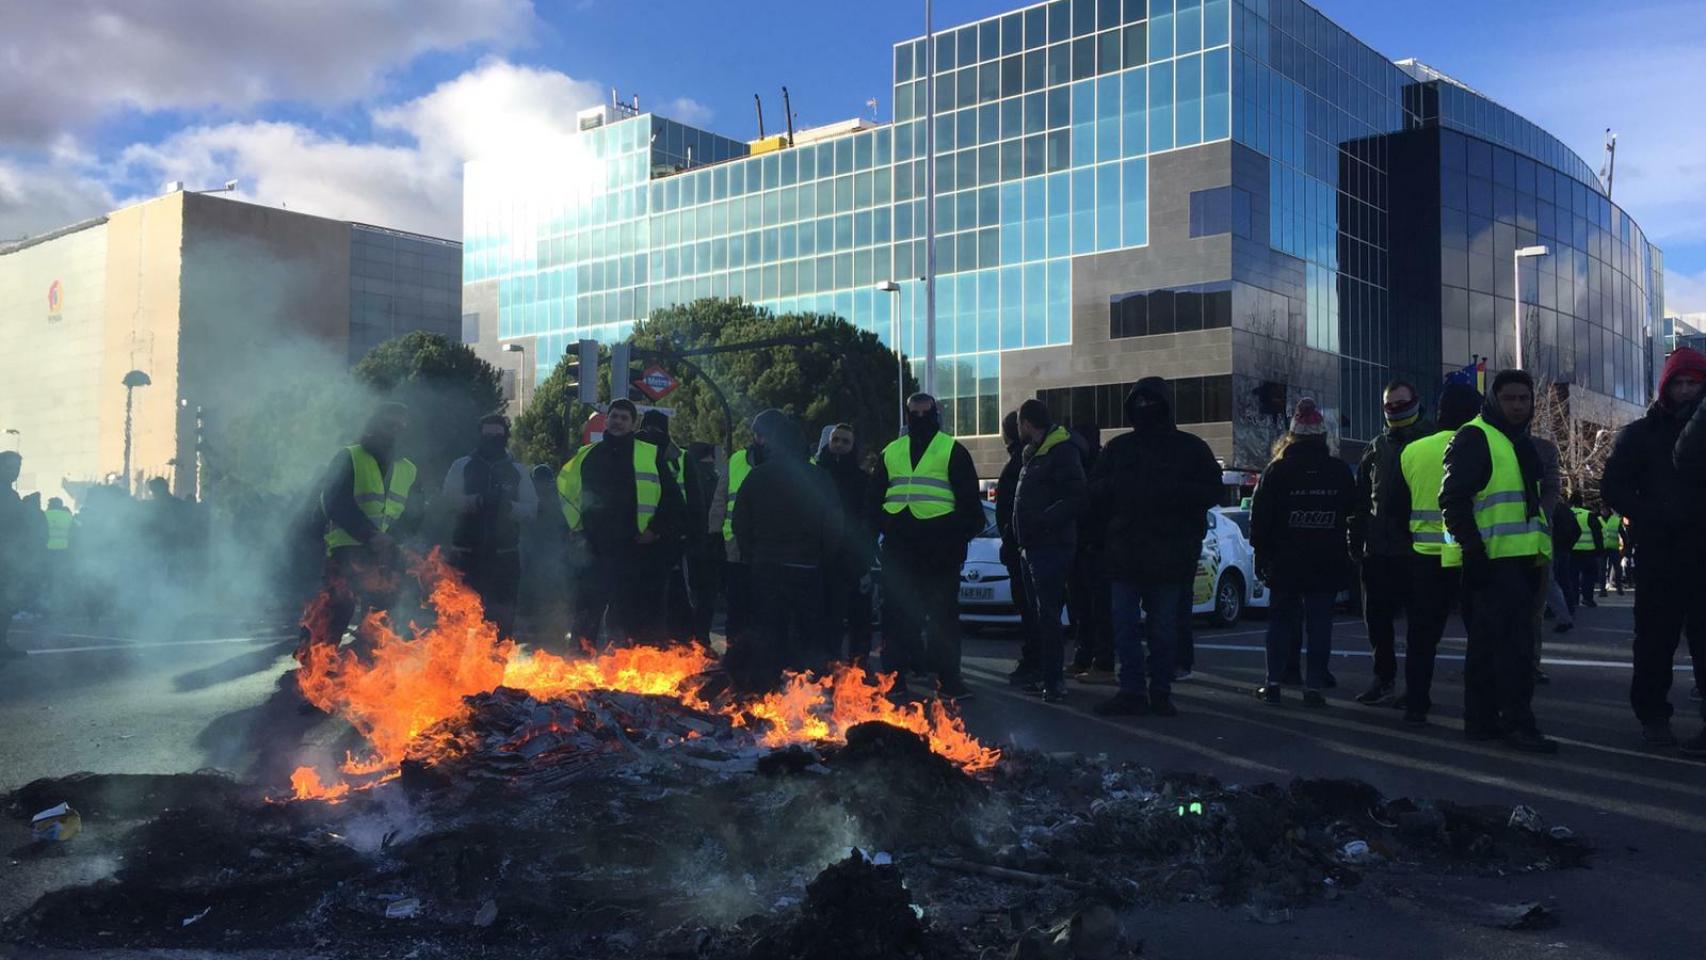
top-left (44, 508), bottom-right (72, 551)
top-left (882, 431), bottom-right (956, 519)
top-left (1441, 417), bottom-right (1550, 568)
top-left (722, 449), bottom-right (753, 541)
top-left (557, 438), bottom-right (662, 535)
top-left (324, 445), bottom-right (417, 553)
top-left (1571, 506), bottom-right (1596, 552)
top-left (1399, 429), bottom-right (1459, 564)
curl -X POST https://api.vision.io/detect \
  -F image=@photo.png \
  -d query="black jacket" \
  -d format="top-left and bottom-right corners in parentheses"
top-left (1608, 395), bottom-right (1706, 560)
top-left (864, 424), bottom-right (986, 556)
top-left (1349, 418), bottom-right (1435, 559)
top-left (577, 432), bottom-right (685, 559)
top-left (1440, 400), bottom-right (1544, 559)
top-left (1089, 378), bottom-right (1224, 584)
top-left (1012, 426), bottom-right (1087, 550)
top-left (816, 444), bottom-right (874, 571)
top-left (1249, 436), bottom-right (1357, 593)
top-left (1550, 504), bottom-right (1581, 560)
top-left (734, 426), bottom-right (843, 568)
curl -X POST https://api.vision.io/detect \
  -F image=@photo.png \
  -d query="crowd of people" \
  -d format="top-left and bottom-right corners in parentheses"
top-left (7, 349), bottom-right (1705, 761)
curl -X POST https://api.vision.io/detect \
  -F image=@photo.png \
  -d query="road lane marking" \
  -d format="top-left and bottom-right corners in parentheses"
top-left (1190, 641), bottom-right (1634, 670)
top-left (22, 635), bottom-right (296, 655)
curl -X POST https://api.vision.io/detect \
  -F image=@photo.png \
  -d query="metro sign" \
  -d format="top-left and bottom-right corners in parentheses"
top-left (633, 363), bottom-right (679, 401)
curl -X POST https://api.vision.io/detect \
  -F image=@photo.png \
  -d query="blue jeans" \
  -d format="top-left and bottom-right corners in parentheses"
top-left (1111, 580), bottom-right (1183, 697)
top-left (1021, 544), bottom-right (1073, 691)
top-left (1266, 590), bottom-right (1335, 689)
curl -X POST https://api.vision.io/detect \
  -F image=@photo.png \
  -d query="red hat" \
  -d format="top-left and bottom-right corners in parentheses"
top-left (1659, 347), bottom-right (1706, 402)
top-left (1291, 398), bottom-right (1326, 435)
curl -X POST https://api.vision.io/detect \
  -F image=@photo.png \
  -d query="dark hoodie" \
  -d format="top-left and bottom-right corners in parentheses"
top-left (734, 417), bottom-right (842, 568)
top-left (1088, 378), bottom-right (1224, 584)
top-left (578, 429), bottom-right (685, 559)
top-left (1605, 347), bottom-right (1706, 558)
top-left (816, 432), bottom-right (874, 571)
top-left (1440, 373), bottom-right (1545, 559)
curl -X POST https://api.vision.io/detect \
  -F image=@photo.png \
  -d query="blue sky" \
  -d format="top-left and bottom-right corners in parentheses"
top-left (3, 0), bottom-right (1702, 317)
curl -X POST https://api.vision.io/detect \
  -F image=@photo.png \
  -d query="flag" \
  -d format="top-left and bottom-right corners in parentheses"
top-left (1443, 358), bottom-right (1488, 393)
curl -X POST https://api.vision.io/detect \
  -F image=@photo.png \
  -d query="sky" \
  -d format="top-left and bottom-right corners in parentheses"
top-left (1, 0), bottom-right (1702, 321)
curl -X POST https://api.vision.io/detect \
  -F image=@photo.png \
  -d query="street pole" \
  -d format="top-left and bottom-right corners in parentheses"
top-left (1513, 245), bottom-right (1549, 372)
top-left (877, 280), bottom-right (904, 432)
top-left (121, 370), bottom-right (151, 496)
top-left (922, 0), bottom-right (938, 397)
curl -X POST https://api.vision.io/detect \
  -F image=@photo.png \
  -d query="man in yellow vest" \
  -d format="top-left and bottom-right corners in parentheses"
top-left (708, 411), bottom-right (781, 655)
top-left (42, 497), bottom-right (73, 619)
top-left (638, 409), bottom-right (705, 645)
top-left (1567, 492), bottom-right (1603, 610)
top-left (1440, 369), bottom-right (1558, 753)
top-left (1598, 505), bottom-right (1623, 596)
top-left (557, 398), bottom-right (683, 646)
top-left (865, 393), bottom-right (986, 700)
top-left (1393, 382), bottom-right (1481, 724)
top-left (304, 402), bottom-right (422, 653)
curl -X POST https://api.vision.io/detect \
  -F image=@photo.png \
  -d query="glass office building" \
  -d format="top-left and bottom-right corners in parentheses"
top-left (464, 0), bottom-right (1662, 471)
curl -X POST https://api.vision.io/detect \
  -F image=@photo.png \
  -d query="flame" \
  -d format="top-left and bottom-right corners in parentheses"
top-left (290, 548), bottom-right (998, 799)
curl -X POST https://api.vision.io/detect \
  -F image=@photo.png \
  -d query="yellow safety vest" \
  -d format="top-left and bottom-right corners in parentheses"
top-left (1034, 425), bottom-right (1071, 457)
top-left (1442, 417), bottom-right (1550, 568)
top-left (1399, 429), bottom-right (1460, 565)
top-left (882, 431), bottom-right (957, 519)
top-left (1604, 512), bottom-right (1623, 550)
top-left (44, 508), bottom-right (72, 551)
top-left (722, 449), bottom-right (753, 541)
top-left (323, 445), bottom-right (417, 553)
top-left (557, 438), bottom-right (662, 535)
top-left (1571, 506), bottom-right (1596, 552)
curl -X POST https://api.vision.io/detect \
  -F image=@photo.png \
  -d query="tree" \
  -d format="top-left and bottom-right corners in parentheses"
top-left (513, 299), bottom-right (918, 469)
top-left (353, 331), bottom-right (505, 483)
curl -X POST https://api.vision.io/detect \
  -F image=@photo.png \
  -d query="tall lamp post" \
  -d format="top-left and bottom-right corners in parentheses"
top-left (877, 280), bottom-right (905, 431)
top-left (3, 428), bottom-right (18, 454)
top-left (502, 342), bottom-right (528, 413)
top-left (121, 369), bottom-right (152, 495)
top-left (922, 0), bottom-right (938, 396)
top-left (1513, 245), bottom-right (1549, 371)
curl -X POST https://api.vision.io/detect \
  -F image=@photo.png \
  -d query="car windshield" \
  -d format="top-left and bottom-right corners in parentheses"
top-left (977, 502), bottom-right (998, 538)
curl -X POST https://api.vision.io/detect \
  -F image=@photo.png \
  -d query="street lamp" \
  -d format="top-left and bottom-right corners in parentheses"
top-left (1514, 245), bottom-right (1549, 371)
top-left (877, 280), bottom-right (905, 431)
top-left (3, 428), bottom-right (18, 453)
top-left (502, 342), bottom-right (527, 413)
top-left (121, 369), bottom-right (152, 495)
top-left (922, 0), bottom-right (938, 397)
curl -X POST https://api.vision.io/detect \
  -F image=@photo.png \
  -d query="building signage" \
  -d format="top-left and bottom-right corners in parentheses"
top-left (633, 364), bottom-right (679, 401)
top-left (47, 280), bottom-right (63, 323)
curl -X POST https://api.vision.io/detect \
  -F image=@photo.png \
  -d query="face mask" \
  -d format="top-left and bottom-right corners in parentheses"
top-left (907, 411), bottom-right (937, 435)
top-left (1133, 401), bottom-right (1166, 429)
top-left (478, 436), bottom-right (507, 458)
top-left (363, 432), bottom-right (396, 458)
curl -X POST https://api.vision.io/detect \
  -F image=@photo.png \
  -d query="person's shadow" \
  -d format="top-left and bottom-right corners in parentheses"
top-left (194, 671), bottom-right (366, 787)
top-left (172, 638), bottom-right (297, 692)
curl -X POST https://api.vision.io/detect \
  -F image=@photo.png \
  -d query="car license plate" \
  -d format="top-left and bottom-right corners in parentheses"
top-left (960, 586), bottom-right (994, 601)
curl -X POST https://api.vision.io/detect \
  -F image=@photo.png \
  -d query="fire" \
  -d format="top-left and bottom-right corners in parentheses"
top-left (290, 549), bottom-right (998, 800)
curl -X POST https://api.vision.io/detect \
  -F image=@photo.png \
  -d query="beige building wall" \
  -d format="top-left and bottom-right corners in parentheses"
top-left (100, 192), bottom-right (188, 495)
top-left (0, 220), bottom-right (110, 503)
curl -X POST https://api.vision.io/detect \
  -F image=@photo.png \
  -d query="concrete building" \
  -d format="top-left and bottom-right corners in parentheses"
top-left (463, 0), bottom-right (1663, 475)
top-left (0, 189), bottom-right (460, 504)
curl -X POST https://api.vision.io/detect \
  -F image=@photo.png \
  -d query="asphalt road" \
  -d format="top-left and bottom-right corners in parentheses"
top-left (2, 593), bottom-right (1703, 958)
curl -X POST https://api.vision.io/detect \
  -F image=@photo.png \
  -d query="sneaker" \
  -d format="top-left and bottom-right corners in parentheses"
top-left (1680, 730), bottom-right (1706, 758)
top-left (1303, 689), bottom-right (1328, 709)
top-left (1553, 623), bottom-right (1573, 634)
top-left (1041, 687), bottom-right (1068, 704)
top-left (1642, 722), bottom-right (1678, 747)
top-left (1020, 679), bottom-right (1047, 695)
top-left (1355, 680), bottom-right (1396, 705)
top-left (1533, 670), bottom-right (1551, 685)
top-left (1092, 691), bottom-right (1150, 716)
top-left (1077, 668), bottom-right (1118, 686)
top-left (1506, 728), bottom-right (1559, 754)
top-left (1173, 668), bottom-right (1194, 682)
top-left (1148, 692), bottom-right (1178, 717)
top-left (1254, 684), bottom-right (1282, 704)
top-left (1403, 709), bottom-right (1428, 725)
top-left (937, 680), bottom-right (974, 702)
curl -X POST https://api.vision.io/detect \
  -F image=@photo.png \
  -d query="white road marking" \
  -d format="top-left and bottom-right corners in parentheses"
top-left (1189, 641), bottom-right (1633, 670)
top-left (23, 635), bottom-right (296, 655)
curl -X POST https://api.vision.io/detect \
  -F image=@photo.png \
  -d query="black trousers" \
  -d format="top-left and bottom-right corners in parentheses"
top-left (1360, 553), bottom-right (1410, 684)
top-left (724, 559), bottom-right (752, 648)
top-left (1462, 558), bottom-right (1542, 735)
top-left (1002, 543), bottom-right (1038, 672)
top-left (689, 544), bottom-right (721, 646)
top-left (575, 546), bottom-right (670, 646)
top-left (1631, 550), bottom-right (1706, 725)
top-left (1553, 556), bottom-right (1577, 614)
top-left (1403, 557), bottom-right (1458, 715)
top-left (740, 562), bottom-right (825, 691)
top-left (1022, 544), bottom-right (1073, 691)
top-left (664, 561), bottom-right (695, 645)
top-left (1571, 553), bottom-right (1600, 605)
top-left (1067, 542), bottom-right (1113, 670)
top-left (881, 542), bottom-right (964, 683)
top-left (451, 547), bottom-right (522, 641)
top-left (821, 561), bottom-right (873, 664)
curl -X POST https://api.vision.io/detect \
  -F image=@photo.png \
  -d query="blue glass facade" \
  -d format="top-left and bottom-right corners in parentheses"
top-left (465, 0), bottom-right (1662, 468)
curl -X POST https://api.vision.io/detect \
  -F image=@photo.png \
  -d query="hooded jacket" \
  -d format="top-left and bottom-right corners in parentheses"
top-left (1607, 347), bottom-right (1706, 557)
top-left (1012, 425), bottom-right (1087, 550)
top-left (733, 418), bottom-right (843, 568)
top-left (816, 431), bottom-right (874, 571)
top-left (1440, 388), bottom-right (1546, 559)
top-left (1088, 378), bottom-right (1224, 584)
top-left (1349, 414), bottom-right (1436, 558)
top-left (994, 438), bottom-right (1023, 555)
top-left (1249, 435), bottom-right (1357, 593)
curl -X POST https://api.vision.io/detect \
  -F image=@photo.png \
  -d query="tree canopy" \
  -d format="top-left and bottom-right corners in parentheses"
top-left (353, 331), bottom-right (505, 482)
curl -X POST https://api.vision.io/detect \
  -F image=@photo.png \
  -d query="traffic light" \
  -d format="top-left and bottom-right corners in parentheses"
top-left (609, 342), bottom-right (633, 402)
top-left (562, 339), bottom-right (599, 404)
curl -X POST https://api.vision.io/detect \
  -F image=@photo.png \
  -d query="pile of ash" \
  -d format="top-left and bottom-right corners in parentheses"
top-left (2, 726), bottom-right (1585, 960)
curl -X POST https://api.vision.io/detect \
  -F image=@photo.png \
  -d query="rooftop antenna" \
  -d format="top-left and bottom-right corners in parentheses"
top-left (866, 97), bottom-right (880, 122)
top-left (781, 86), bottom-right (796, 146)
top-left (754, 94), bottom-right (766, 139)
top-left (1599, 128), bottom-right (1618, 198)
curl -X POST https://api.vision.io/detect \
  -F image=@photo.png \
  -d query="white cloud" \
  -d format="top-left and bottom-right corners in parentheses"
top-left (0, 0), bottom-right (536, 145)
top-left (372, 58), bottom-right (605, 163)
top-left (658, 97), bottom-right (715, 128)
top-left (1665, 266), bottom-right (1706, 324)
top-left (0, 157), bottom-right (118, 243)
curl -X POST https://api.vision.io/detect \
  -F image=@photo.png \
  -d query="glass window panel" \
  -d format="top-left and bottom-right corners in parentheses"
top-left (1048, 0), bottom-right (1071, 43)
top-left (1072, 167), bottom-right (1095, 254)
top-left (1047, 42), bottom-right (1071, 86)
top-left (1002, 12), bottom-right (1024, 55)
top-left (1072, 36), bottom-right (1096, 80)
top-left (1048, 85), bottom-right (1071, 127)
top-left (1121, 67), bottom-right (1146, 156)
top-left (1026, 4), bottom-right (1048, 49)
top-left (1001, 54), bottom-right (1023, 97)
top-left (1047, 258), bottom-right (1071, 343)
top-left (1024, 48), bottom-right (1046, 91)
top-left (1202, 46), bottom-right (1229, 141)
top-left (1097, 74), bottom-right (1121, 162)
top-left (1148, 59), bottom-right (1174, 151)
top-left (1047, 171), bottom-right (1071, 257)
top-left (1149, 0), bottom-right (1174, 60)
top-left (981, 18), bottom-right (1001, 60)
top-left (1096, 162), bottom-right (1120, 251)
top-left (1175, 52), bottom-right (1201, 146)
top-left (1098, 30), bottom-right (1121, 75)
top-left (1024, 90), bottom-right (1047, 134)
top-left (1123, 21), bottom-right (1147, 68)
top-left (1122, 157), bottom-right (1147, 246)
top-left (1074, 0), bottom-right (1097, 36)
top-left (1203, 0), bottom-right (1228, 47)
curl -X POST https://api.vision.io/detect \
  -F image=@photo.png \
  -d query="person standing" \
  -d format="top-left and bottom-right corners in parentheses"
top-left (1065, 421), bottom-right (1115, 684)
top-left (1251, 400), bottom-right (1356, 707)
top-left (1600, 506), bottom-right (1625, 596)
top-left (1546, 500), bottom-right (1579, 635)
top-left (557, 398), bottom-right (684, 646)
top-left (638, 410), bottom-right (703, 645)
top-left (0, 452), bottom-right (43, 660)
top-left (1089, 379), bottom-right (1222, 717)
top-left (687, 442), bottom-right (721, 646)
top-left (709, 414), bottom-right (776, 658)
top-left (1348, 381), bottom-right (1434, 705)
top-left (1011, 400), bottom-right (1086, 703)
top-left (1564, 492), bottom-right (1603, 611)
top-left (867, 393), bottom-right (986, 700)
top-left (995, 412), bottom-right (1040, 686)
top-left (1394, 382), bottom-right (1481, 723)
top-left (301, 402), bottom-right (424, 654)
top-left (442, 415), bottom-right (537, 641)
top-left (732, 414), bottom-right (841, 690)
top-left (1530, 430), bottom-right (1566, 684)
top-left (41, 496), bottom-right (73, 618)
top-left (816, 423), bottom-right (875, 666)
top-left (1607, 346), bottom-right (1706, 752)
top-left (1441, 370), bottom-right (1558, 753)
top-left (521, 464), bottom-right (573, 650)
